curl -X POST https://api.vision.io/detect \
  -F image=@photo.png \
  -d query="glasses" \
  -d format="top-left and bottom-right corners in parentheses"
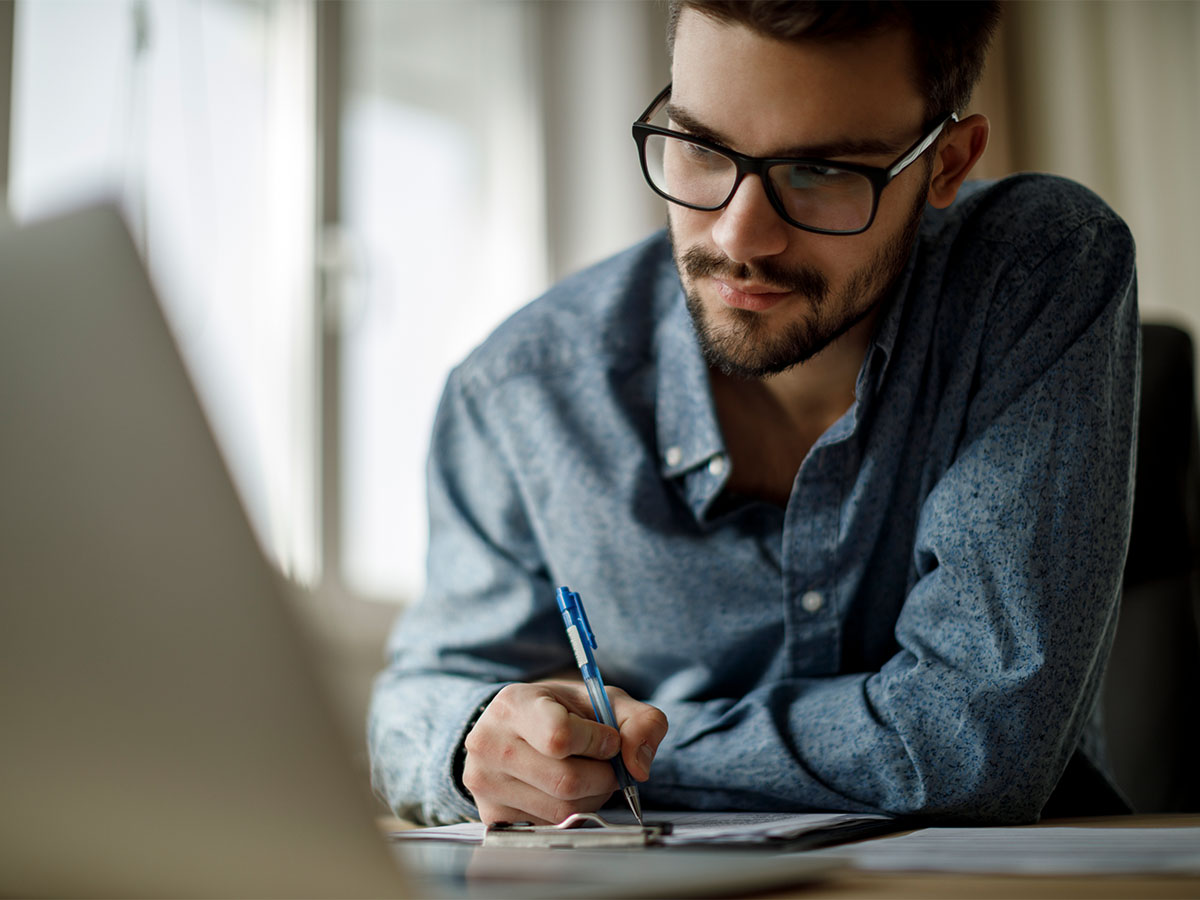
top-left (632, 84), bottom-right (956, 236)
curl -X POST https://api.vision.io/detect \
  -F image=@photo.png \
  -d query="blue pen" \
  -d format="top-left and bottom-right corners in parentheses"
top-left (555, 586), bottom-right (644, 824)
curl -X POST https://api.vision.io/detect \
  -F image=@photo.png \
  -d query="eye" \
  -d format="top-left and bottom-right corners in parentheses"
top-left (785, 164), bottom-right (857, 189)
top-left (678, 141), bottom-right (723, 166)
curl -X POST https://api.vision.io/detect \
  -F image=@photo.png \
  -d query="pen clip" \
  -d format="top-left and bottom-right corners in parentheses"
top-left (572, 590), bottom-right (597, 650)
top-left (557, 586), bottom-right (598, 650)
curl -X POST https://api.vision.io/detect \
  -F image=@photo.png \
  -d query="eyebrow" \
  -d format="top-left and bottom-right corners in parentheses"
top-left (664, 101), bottom-right (905, 161)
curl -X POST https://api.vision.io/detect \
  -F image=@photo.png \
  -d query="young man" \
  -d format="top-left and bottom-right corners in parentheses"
top-left (369, 1), bottom-right (1139, 827)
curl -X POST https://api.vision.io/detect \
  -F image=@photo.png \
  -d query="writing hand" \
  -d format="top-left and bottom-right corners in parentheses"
top-left (462, 681), bottom-right (668, 825)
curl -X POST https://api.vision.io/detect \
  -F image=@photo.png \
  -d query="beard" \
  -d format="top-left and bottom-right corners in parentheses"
top-left (670, 175), bottom-right (930, 380)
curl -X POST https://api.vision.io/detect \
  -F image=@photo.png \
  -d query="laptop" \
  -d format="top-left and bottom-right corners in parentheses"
top-left (0, 205), bottom-right (838, 898)
top-left (0, 204), bottom-right (410, 897)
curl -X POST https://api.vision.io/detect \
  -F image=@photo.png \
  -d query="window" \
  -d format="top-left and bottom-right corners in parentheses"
top-left (335, 1), bottom-right (667, 603)
top-left (10, 0), bottom-right (318, 582)
top-left (336, 1), bottom-right (549, 601)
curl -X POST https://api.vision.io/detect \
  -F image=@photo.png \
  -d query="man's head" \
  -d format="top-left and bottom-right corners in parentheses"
top-left (666, 2), bottom-right (1001, 125)
top-left (653, 2), bottom-right (998, 379)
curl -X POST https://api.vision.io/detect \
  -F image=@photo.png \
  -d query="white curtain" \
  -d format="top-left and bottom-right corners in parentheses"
top-left (991, 1), bottom-right (1200, 340)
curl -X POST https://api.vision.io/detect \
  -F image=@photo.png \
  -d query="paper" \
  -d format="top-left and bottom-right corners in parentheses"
top-left (390, 809), bottom-right (891, 847)
top-left (829, 826), bottom-right (1200, 874)
top-left (603, 809), bottom-right (890, 845)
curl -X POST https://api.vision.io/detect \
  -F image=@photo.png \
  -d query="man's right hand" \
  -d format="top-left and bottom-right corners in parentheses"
top-left (461, 681), bottom-right (668, 825)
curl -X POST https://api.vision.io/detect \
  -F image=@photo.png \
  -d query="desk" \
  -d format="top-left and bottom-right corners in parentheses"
top-left (758, 815), bottom-right (1200, 900)
top-left (385, 814), bottom-right (1199, 899)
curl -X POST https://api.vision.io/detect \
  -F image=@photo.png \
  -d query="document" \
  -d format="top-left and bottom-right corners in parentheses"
top-left (602, 809), bottom-right (891, 845)
top-left (827, 826), bottom-right (1200, 875)
top-left (389, 809), bottom-right (892, 847)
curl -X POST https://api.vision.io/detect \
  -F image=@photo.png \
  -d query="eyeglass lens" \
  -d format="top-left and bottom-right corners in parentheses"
top-left (643, 133), bottom-right (876, 233)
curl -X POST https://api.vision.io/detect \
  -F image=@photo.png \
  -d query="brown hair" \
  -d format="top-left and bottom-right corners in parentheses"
top-left (665, 1), bottom-right (1001, 123)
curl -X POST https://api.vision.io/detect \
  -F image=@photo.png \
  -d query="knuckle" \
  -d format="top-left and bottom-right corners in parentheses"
top-left (491, 684), bottom-right (522, 713)
top-left (543, 723), bottom-right (574, 758)
top-left (461, 761), bottom-right (487, 796)
top-left (549, 768), bottom-right (583, 801)
top-left (645, 708), bottom-right (669, 736)
top-left (463, 725), bottom-right (485, 754)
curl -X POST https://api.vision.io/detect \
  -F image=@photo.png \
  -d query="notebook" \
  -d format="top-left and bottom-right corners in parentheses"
top-left (0, 204), bottom-right (839, 899)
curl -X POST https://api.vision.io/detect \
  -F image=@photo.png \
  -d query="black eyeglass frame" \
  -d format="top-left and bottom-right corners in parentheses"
top-left (631, 84), bottom-right (957, 236)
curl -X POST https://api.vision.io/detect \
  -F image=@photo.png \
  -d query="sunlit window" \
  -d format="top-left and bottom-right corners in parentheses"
top-left (338, 1), bottom-right (548, 602)
top-left (10, 0), bottom-right (317, 582)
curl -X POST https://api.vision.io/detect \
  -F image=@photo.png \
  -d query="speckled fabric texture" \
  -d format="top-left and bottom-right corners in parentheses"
top-left (368, 174), bottom-right (1139, 826)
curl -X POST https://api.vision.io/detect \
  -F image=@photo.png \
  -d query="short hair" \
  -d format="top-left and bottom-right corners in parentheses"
top-left (665, 1), bottom-right (1002, 123)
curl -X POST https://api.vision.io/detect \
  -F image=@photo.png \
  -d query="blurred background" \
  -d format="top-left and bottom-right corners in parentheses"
top-left (2, 0), bottom-right (1197, 766)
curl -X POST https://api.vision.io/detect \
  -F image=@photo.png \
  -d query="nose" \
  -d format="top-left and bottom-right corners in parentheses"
top-left (710, 174), bottom-right (790, 264)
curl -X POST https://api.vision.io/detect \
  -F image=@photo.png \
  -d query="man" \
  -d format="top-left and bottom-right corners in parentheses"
top-left (369, 1), bottom-right (1139, 827)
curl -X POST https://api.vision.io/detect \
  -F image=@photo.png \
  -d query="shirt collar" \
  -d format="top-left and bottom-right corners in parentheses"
top-left (860, 231), bottom-right (921, 396)
top-left (654, 289), bottom-right (726, 480)
top-left (868, 237), bottom-right (912, 374)
top-left (652, 238), bottom-right (921, 486)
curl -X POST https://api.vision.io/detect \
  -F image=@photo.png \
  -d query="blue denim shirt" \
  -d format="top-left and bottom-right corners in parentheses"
top-left (369, 174), bottom-right (1139, 826)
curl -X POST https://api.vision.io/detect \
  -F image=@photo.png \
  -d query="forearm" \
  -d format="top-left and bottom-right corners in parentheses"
top-left (642, 637), bottom-right (1116, 823)
top-left (368, 668), bottom-right (503, 824)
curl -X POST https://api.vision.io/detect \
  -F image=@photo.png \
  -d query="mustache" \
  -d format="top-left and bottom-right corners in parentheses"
top-left (678, 245), bottom-right (829, 301)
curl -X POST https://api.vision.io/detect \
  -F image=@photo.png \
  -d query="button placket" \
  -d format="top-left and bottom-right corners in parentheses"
top-left (781, 448), bottom-right (842, 674)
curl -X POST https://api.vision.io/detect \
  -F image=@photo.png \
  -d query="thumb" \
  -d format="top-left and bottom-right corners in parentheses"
top-left (612, 696), bottom-right (669, 781)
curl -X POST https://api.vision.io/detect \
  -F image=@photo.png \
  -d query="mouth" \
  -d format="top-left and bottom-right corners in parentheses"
top-left (711, 277), bottom-right (793, 312)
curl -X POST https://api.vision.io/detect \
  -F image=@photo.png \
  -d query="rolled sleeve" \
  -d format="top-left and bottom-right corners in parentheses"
top-left (367, 365), bottom-right (569, 825)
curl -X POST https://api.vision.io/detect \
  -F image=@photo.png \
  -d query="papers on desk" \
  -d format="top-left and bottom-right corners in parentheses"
top-left (829, 826), bottom-right (1200, 875)
top-left (602, 809), bottom-right (892, 846)
top-left (390, 809), bottom-right (892, 847)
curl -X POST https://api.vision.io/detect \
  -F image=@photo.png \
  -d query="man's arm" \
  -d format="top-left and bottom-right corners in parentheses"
top-left (638, 210), bottom-right (1139, 823)
top-left (368, 363), bottom-right (560, 824)
top-left (367, 364), bottom-right (666, 825)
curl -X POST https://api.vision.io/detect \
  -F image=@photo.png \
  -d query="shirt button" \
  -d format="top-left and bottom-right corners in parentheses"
top-left (665, 446), bottom-right (683, 467)
top-left (707, 455), bottom-right (727, 477)
top-left (800, 591), bottom-right (824, 613)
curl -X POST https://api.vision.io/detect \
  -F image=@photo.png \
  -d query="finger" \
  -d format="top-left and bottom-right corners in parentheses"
top-left (524, 692), bottom-right (622, 760)
top-left (532, 680), bottom-right (608, 721)
top-left (608, 689), bottom-right (670, 781)
top-left (484, 683), bottom-right (613, 756)
top-left (474, 774), bottom-right (612, 826)
top-left (463, 686), bottom-right (619, 814)
top-left (511, 745), bottom-right (618, 801)
top-left (466, 723), bottom-right (617, 800)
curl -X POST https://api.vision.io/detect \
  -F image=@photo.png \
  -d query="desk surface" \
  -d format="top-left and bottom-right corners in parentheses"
top-left (382, 814), bottom-right (1198, 898)
top-left (385, 814), bottom-right (1200, 899)
top-left (760, 814), bottom-right (1200, 900)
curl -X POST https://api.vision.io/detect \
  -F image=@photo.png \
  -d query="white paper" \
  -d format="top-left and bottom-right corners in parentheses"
top-left (604, 809), bottom-right (889, 844)
top-left (390, 820), bottom-right (486, 842)
top-left (389, 809), bottom-right (890, 846)
top-left (832, 826), bottom-right (1200, 874)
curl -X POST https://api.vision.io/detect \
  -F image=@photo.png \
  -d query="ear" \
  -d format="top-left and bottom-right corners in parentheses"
top-left (927, 113), bottom-right (990, 209)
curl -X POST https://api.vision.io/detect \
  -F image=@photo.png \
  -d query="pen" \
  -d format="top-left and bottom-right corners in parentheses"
top-left (555, 586), bottom-right (644, 825)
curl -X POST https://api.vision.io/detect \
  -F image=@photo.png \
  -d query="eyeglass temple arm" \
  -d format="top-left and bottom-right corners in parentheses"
top-left (887, 113), bottom-right (959, 178)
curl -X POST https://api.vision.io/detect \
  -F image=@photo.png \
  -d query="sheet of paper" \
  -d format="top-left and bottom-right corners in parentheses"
top-left (830, 826), bottom-right (1200, 874)
top-left (389, 809), bottom-right (891, 846)
top-left (602, 809), bottom-right (890, 845)
top-left (390, 820), bottom-right (486, 843)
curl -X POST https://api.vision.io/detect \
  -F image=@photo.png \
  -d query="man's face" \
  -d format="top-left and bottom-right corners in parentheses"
top-left (668, 11), bottom-right (935, 379)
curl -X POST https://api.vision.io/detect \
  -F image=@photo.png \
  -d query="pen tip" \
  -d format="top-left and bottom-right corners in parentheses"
top-left (624, 786), bottom-right (644, 825)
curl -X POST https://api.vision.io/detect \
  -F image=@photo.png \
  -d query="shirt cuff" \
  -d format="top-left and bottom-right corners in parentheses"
top-left (432, 683), bottom-right (508, 823)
